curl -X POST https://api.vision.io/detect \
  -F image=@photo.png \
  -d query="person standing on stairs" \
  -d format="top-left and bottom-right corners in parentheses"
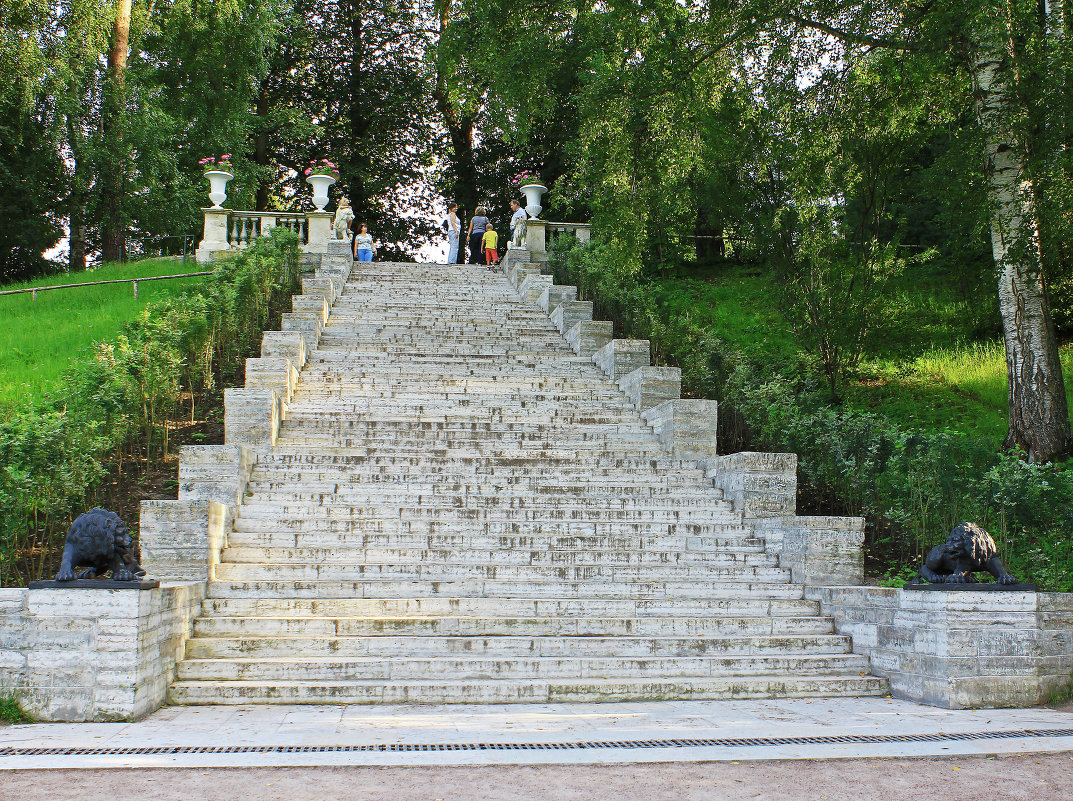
top-left (467, 206), bottom-right (489, 265)
top-left (482, 225), bottom-right (499, 271)
top-left (353, 223), bottom-right (375, 262)
top-left (446, 203), bottom-right (460, 263)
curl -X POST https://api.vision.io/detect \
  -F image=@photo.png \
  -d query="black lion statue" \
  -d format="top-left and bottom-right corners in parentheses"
top-left (55, 508), bottom-right (145, 582)
top-left (912, 522), bottom-right (1017, 586)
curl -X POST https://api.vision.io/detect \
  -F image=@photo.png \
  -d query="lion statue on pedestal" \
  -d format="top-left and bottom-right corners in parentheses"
top-left (912, 522), bottom-right (1018, 586)
top-left (54, 508), bottom-right (145, 582)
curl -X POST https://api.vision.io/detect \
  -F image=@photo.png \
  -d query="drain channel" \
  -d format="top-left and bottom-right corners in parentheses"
top-left (3, 728), bottom-right (1072, 757)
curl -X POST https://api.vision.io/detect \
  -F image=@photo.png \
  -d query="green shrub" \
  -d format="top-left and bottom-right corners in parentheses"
top-left (0, 229), bottom-right (300, 585)
top-left (549, 238), bottom-right (1073, 589)
top-left (0, 693), bottom-right (31, 724)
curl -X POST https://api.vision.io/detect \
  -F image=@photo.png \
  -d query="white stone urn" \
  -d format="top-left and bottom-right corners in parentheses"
top-left (520, 183), bottom-right (547, 219)
top-left (307, 174), bottom-right (337, 211)
top-left (204, 170), bottom-right (234, 209)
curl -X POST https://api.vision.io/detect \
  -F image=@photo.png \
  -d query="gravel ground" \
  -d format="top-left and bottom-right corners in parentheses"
top-left (5, 753), bottom-right (1073, 801)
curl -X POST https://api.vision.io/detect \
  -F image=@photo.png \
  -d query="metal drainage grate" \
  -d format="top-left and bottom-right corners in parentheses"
top-left (2, 729), bottom-right (1073, 757)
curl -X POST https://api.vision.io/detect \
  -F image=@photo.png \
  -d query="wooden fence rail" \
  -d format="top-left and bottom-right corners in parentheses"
top-left (0, 272), bottom-right (212, 300)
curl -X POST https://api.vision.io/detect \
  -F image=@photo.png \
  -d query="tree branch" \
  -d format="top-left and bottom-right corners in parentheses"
top-left (782, 14), bottom-right (921, 51)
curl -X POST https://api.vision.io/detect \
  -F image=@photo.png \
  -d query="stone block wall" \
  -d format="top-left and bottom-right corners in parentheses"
top-left (140, 500), bottom-right (232, 582)
top-left (642, 399), bottom-right (720, 459)
top-left (619, 366), bottom-right (681, 412)
top-left (755, 516), bottom-right (865, 586)
top-left (807, 586), bottom-right (1073, 708)
top-left (0, 583), bottom-right (204, 721)
top-left (704, 452), bottom-right (798, 519)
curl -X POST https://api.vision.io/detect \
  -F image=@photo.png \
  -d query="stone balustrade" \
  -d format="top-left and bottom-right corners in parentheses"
top-left (197, 208), bottom-right (334, 263)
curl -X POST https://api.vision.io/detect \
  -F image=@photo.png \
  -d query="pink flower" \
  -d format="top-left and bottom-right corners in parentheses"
top-left (222, 154), bottom-right (231, 159)
top-left (304, 168), bottom-right (312, 175)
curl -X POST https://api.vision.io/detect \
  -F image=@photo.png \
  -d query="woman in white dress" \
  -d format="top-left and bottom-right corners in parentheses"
top-left (446, 202), bottom-right (460, 263)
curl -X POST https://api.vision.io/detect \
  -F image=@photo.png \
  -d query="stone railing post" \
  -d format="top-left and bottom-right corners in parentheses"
top-left (304, 211), bottom-right (333, 253)
top-left (523, 219), bottom-right (547, 262)
top-left (196, 208), bottom-right (231, 263)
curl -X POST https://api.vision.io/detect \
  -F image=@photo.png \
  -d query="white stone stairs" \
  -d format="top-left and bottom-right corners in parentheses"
top-left (147, 239), bottom-right (886, 705)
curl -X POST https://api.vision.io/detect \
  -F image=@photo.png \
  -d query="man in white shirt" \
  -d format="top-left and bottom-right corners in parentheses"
top-left (509, 199), bottom-right (528, 248)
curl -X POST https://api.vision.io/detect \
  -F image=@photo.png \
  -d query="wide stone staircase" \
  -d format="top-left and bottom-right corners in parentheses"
top-left (167, 248), bottom-right (885, 704)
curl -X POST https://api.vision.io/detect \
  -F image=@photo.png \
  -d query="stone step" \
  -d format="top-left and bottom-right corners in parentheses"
top-left (183, 632), bottom-right (851, 660)
top-left (223, 530), bottom-right (760, 550)
top-left (236, 495), bottom-right (729, 511)
top-left (177, 653), bottom-right (869, 681)
top-left (168, 675), bottom-right (888, 705)
top-left (211, 561), bottom-right (791, 582)
top-left (191, 614), bottom-right (834, 638)
top-left (244, 475), bottom-right (713, 491)
top-left (205, 579), bottom-right (804, 599)
top-left (220, 547), bottom-right (775, 566)
top-left (232, 505), bottom-right (739, 522)
top-left (199, 596), bottom-right (823, 618)
top-left (255, 452), bottom-right (697, 468)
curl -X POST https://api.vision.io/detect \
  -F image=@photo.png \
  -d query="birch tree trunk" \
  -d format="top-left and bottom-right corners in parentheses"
top-left (973, 42), bottom-right (1072, 461)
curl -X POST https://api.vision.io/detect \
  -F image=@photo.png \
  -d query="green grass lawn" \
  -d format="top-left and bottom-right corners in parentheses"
top-left (652, 265), bottom-right (1073, 443)
top-left (0, 258), bottom-right (207, 409)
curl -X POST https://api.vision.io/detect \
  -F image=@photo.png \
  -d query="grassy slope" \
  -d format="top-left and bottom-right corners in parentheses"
top-left (0, 259), bottom-right (207, 408)
top-left (650, 265), bottom-right (1073, 442)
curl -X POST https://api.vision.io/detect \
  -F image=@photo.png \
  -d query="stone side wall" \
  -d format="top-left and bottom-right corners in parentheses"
top-left (140, 500), bottom-right (232, 582)
top-left (806, 586), bottom-right (1073, 708)
top-left (0, 583), bottom-right (204, 721)
top-left (755, 516), bottom-right (865, 586)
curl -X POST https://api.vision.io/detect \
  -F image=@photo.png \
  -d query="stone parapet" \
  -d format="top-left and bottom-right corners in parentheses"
top-left (806, 586), bottom-right (1073, 708)
top-left (499, 247), bottom-right (531, 277)
top-left (0, 582), bottom-right (205, 721)
top-left (619, 366), bottom-right (681, 412)
top-left (224, 387), bottom-right (282, 448)
top-left (642, 399), bottom-right (719, 459)
top-left (325, 239), bottom-right (351, 256)
top-left (139, 500), bottom-right (232, 582)
top-left (565, 320), bottom-right (614, 358)
top-left (245, 357), bottom-right (299, 403)
top-left (511, 264), bottom-right (541, 293)
top-left (292, 295), bottom-right (330, 323)
top-left (280, 313), bottom-right (323, 346)
top-left (518, 274), bottom-right (553, 303)
top-left (550, 300), bottom-right (593, 335)
top-left (593, 339), bottom-right (651, 381)
top-left (260, 330), bottom-right (307, 369)
top-left (176, 444), bottom-right (254, 511)
top-left (538, 285), bottom-right (578, 314)
top-left (302, 277), bottom-right (337, 303)
top-left (703, 451), bottom-right (798, 519)
top-left (754, 515), bottom-right (865, 586)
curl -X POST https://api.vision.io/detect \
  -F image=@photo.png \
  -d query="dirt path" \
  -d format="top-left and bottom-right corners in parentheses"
top-left (5, 753), bottom-right (1073, 801)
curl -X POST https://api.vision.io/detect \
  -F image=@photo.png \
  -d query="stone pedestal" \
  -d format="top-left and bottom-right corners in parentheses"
top-left (808, 586), bottom-right (1073, 708)
top-left (303, 211), bottom-right (333, 253)
top-left (0, 583), bottom-right (205, 721)
top-left (196, 208), bottom-right (231, 263)
top-left (522, 219), bottom-right (547, 262)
